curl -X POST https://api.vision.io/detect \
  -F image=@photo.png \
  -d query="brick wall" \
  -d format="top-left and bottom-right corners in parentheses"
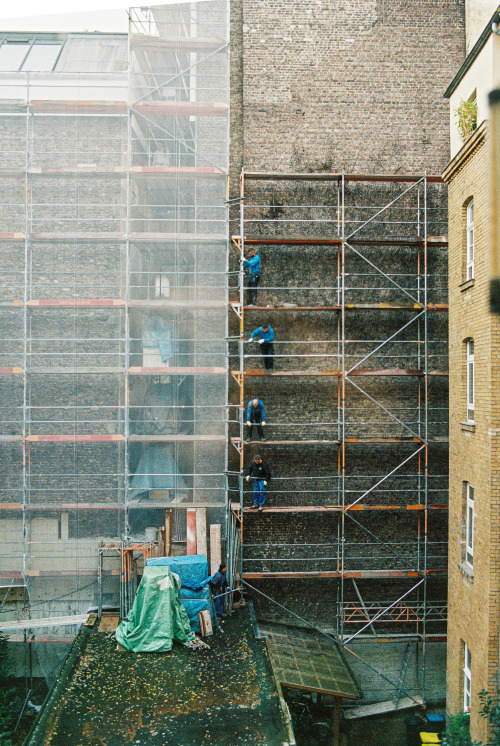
top-left (445, 124), bottom-right (500, 742)
top-left (230, 0), bottom-right (466, 176)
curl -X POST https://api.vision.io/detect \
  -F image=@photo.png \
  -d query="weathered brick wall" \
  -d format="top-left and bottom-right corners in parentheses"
top-left (445, 125), bottom-right (500, 742)
top-left (228, 3), bottom-right (463, 694)
top-left (230, 0), bottom-right (466, 176)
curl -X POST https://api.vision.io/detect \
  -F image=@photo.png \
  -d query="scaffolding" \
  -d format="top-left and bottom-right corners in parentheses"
top-left (227, 171), bottom-right (449, 704)
top-left (0, 0), bottom-right (229, 679)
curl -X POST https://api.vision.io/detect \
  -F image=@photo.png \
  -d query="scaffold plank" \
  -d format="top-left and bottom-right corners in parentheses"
top-left (129, 434), bottom-right (226, 442)
top-left (0, 300), bottom-right (23, 307)
top-left (130, 165), bottom-right (225, 177)
top-left (345, 436), bottom-right (424, 443)
top-left (238, 236), bottom-right (342, 246)
top-left (0, 435), bottom-right (22, 442)
top-left (28, 367), bottom-right (124, 374)
top-left (128, 366), bottom-right (226, 375)
top-left (7, 165), bottom-right (225, 177)
top-left (186, 509), bottom-right (197, 555)
top-left (343, 697), bottom-right (424, 719)
top-left (26, 434), bottom-right (125, 443)
top-left (243, 305), bottom-right (341, 311)
top-left (29, 100), bottom-right (127, 114)
top-left (27, 299), bottom-right (125, 308)
top-left (130, 299), bottom-right (226, 309)
top-left (242, 172), bottom-right (443, 183)
top-left (0, 232), bottom-right (24, 240)
top-left (348, 369), bottom-right (449, 377)
top-left (243, 370), bottom-right (341, 377)
top-left (0, 367), bottom-right (23, 375)
top-left (130, 232), bottom-right (226, 244)
top-left (129, 33), bottom-right (226, 51)
top-left (232, 438), bottom-right (340, 445)
top-left (242, 570), bottom-right (444, 579)
top-left (133, 100), bottom-right (228, 117)
top-left (231, 503), bottom-right (447, 513)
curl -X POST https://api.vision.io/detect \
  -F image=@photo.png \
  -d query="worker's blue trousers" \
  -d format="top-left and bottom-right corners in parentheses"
top-left (253, 479), bottom-right (267, 506)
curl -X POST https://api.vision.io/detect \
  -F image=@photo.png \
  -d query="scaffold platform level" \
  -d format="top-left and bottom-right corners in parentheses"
top-left (129, 434), bottom-right (227, 443)
top-left (0, 165), bottom-right (226, 178)
top-left (0, 503), bottom-right (126, 511)
top-left (242, 171), bottom-right (444, 183)
top-left (128, 366), bottom-right (227, 375)
top-left (0, 231), bottom-right (227, 244)
top-left (230, 503), bottom-right (448, 514)
top-left (241, 570), bottom-right (445, 580)
top-left (129, 33), bottom-right (226, 51)
top-left (233, 235), bottom-right (447, 248)
top-left (239, 369), bottom-right (342, 378)
top-left (231, 438), bottom-right (340, 446)
top-left (28, 367), bottom-right (124, 374)
top-left (27, 299), bottom-right (126, 308)
top-left (4, 98), bottom-right (228, 117)
top-left (242, 304), bottom-right (448, 312)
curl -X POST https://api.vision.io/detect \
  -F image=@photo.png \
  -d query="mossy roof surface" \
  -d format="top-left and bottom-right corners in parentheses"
top-left (34, 609), bottom-right (288, 745)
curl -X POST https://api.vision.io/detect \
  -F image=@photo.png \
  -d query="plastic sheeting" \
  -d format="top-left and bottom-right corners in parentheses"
top-left (146, 555), bottom-right (213, 633)
top-left (115, 566), bottom-right (194, 652)
top-left (142, 316), bottom-right (176, 362)
top-left (129, 446), bottom-right (188, 499)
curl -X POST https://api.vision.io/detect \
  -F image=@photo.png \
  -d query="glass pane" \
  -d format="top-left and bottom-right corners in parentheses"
top-left (0, 42), bottom-right (30, 71)
top-left (22, 43), bottom-right (62, 72)
top-left (467, 505), bottom-right (473, 547)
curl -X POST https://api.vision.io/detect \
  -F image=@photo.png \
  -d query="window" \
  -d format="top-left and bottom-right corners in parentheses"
top-left (465, 483), bottom-right (474, 567)
top-left (466, 199), bottom-right (474, 280)
top-left (466, 339), bottom-right (474, 422)
top-left (463, 643), bottom-right (472, 711)
top-left (0, 40), bottom-right (63, 72)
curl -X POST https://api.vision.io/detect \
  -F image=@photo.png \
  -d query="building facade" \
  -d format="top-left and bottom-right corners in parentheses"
top-left (444, 6), bottom-right (500, 741)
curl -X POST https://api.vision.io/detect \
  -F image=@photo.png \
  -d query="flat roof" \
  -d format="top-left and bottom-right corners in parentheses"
top-left (26, 608), bottom-right (291, 745)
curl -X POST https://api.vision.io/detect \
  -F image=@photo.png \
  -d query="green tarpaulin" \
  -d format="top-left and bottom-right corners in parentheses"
top-left (115, 566), bottom-right (195, 652)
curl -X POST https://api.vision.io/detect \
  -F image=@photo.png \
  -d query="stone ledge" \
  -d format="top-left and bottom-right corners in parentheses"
top-left (460, 278), bottom-right (475, 292)
top-left (459, 562), bottom-right (474, 580)
top-left (460, 421), bottom-right (476, 433)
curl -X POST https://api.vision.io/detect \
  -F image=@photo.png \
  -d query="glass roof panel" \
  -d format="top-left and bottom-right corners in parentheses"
top-left (21, 43), bottom-right (62, 71)
top-left (0, 42), bottom-right (30, 70)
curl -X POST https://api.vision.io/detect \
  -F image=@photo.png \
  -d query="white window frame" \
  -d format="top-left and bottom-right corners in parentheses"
top-left (466, 199), bottom-right (474, 280)
top-left (463, 642), bottom-right (472, 711)
top-left (466, 340), bottom-right (474, 423)
top-left (465, 483), bottom-right (474, 567)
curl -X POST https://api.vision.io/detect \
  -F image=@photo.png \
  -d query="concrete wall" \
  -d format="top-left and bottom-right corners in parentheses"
top-left (466, 0), bottom-right (499, 52)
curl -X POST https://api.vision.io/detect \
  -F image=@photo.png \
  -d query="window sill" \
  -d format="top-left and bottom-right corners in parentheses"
top-left (460, 421), bottom-right (475, 433)
top-left (460, 278), bottom-right (475, 292)
top-left (459, 562), bottom-right (474, 580)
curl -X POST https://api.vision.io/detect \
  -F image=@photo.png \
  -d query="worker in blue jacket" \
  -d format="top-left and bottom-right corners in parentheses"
top-left (241, 249), bottom-right (261, 306)
top-left (246, 398), bottom-right (266, 442)
top-left (211, 563), bottom-right (228, 618)
top-left (248, 323), bottom-right (275, 370)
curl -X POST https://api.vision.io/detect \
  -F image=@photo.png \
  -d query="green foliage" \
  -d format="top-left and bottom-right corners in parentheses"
top-left (478, 690), bottom-right (500, 746)
top-left (454, 98), bottom-right (478, 141)
top-left (0, 633), bottom-right (14, 745)
top-left (442, 711), bottom-right (479, 746)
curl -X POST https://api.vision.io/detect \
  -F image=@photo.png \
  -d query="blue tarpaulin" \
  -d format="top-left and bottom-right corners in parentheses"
top-left (142, 316), bottom-right (176, 363)
top-left (129, 446), bottom-right (188, 499)
top-left (146, 555), bottom-right (213, 633)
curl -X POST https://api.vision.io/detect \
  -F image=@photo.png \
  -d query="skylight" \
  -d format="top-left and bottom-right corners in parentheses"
top-left (0, 40), bottom-right (63, 71)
